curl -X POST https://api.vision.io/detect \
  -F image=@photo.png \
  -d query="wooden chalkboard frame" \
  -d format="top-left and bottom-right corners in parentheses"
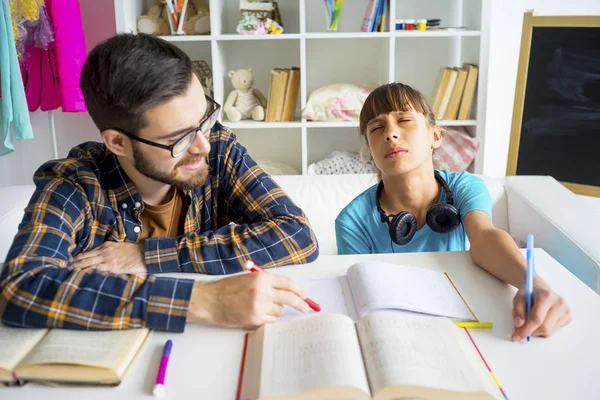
top-left (506, 11), bottom-right (600, 197)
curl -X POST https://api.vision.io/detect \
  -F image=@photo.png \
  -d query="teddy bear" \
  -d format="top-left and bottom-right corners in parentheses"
top-left (184, 0), bottom-right (211, 35)
top-left (136, 0), bottom-right (170, 36)
top-left (136, 0), bottom-right (210, 36)
top-left (224, 69), bottom-right (267, 122)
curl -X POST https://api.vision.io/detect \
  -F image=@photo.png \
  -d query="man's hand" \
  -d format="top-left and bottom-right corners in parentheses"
top-left (187, 272), bottom-right (310, 328)
top-left (511, 285), bottom-right (571, 341)
top-left (73, 242), bottom-right (146, 274)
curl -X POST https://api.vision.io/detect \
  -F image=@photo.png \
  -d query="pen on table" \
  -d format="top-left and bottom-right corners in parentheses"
top-left (244, 260), bottom-right (321, 312)
top-left (526, 234), bottom-right (535, 342)
top-left (153, 340), bottom-right (173, 398)
top-left (454, 321), bottom-right (493, 329)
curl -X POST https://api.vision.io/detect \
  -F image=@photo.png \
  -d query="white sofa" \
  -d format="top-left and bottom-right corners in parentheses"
top-left (0, 175), bottom-right (598, 294)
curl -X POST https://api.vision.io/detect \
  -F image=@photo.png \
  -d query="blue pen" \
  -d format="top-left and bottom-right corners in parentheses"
top-left (525, 234), bottom-right (535, 342)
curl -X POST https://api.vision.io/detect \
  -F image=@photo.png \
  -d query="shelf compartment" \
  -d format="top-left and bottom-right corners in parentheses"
top-left (234, 128), bottom-right (303, 174)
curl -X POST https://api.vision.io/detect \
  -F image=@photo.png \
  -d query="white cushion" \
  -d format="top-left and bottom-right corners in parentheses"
top-left (274, 174), bottom-right (377, 255)
top-left (0, 185), bottom-right (36, 263)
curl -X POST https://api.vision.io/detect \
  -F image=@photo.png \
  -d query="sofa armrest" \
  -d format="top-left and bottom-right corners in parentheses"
top-left (505, 176), bottom-right (600, 293)
top-left (0, 185), bottom-right (36, 264)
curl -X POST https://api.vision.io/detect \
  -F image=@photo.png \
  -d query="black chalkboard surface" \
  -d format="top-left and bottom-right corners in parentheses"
top-left (507, 13), bottom-right (600, 196)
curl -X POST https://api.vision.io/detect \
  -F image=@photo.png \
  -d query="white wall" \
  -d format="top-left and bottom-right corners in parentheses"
top-left (2, 1), bottom-right (599, 185)
top-left (482, 0), bottom-right (600, 178)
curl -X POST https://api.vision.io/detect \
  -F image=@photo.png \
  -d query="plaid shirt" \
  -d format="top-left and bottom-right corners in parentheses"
top-left (0, 124), bottom-right (318, 332)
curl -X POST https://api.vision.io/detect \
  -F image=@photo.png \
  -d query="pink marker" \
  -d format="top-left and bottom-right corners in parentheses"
top-left (153, 340), bottom-right (173, 397)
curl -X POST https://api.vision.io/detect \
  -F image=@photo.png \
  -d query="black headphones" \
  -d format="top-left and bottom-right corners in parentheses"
top-left (376, 171), bottom-right (461, 246)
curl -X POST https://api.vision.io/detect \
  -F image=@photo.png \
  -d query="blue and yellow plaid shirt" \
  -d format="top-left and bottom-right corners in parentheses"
top-left (0, 124), bottom-right (318, 332)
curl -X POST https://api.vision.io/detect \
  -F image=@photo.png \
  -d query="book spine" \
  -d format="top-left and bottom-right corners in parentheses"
top-left (360, 0), bottom-right (378, 32)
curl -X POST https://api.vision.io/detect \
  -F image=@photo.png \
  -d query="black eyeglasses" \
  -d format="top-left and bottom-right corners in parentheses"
top-left (114, 95), bottom-right (221, 158)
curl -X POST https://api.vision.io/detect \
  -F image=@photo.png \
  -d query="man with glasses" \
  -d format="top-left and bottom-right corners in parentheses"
top-left (0, 34), bottom-right (319, 332)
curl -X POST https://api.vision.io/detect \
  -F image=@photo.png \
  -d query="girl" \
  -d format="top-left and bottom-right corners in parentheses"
top-left (335, 82), bottom-right (570, 340)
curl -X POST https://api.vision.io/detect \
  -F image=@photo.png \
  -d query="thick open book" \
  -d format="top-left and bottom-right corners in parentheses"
top-left (281, 261), bottom-right (478, 323)
top-left (239, 312), bottom-right (501, 400)
top-left (0, 326), bottom-right (149, 386)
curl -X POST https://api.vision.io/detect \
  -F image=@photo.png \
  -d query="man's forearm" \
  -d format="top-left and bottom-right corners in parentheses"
top-left (0, 263), bottom-right (194, 332)
top-left (144, 209), bottom-right (319, 275)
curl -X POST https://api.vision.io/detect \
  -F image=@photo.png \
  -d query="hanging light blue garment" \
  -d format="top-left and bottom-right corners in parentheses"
top-left (0, 0), bottom-right (34, 156)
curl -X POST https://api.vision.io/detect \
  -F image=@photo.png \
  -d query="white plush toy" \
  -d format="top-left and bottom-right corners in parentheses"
top-left (224, 68), bottom-right (267, 121)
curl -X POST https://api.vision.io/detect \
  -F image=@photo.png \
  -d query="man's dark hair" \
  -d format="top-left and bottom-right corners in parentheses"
top-left (81, 33), bottom-right (193, 134)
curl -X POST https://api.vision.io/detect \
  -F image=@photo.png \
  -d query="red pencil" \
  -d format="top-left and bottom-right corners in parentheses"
top-left (244, 261), bottom-right (321, 312)
top-left (236, 333), bottom-right (249, 400)
top-left (463, 328), bottom-right (509, 400)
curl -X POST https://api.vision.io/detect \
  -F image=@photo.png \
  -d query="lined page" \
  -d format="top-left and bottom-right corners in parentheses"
top-left (348, 261), bottom-right (475, 320)
top-left (356, 312), bottom-right (499, 397)
top-left (279, 276), bottom-right (358, 321)
top-left (0, 327), bottom-right (47, 371)
top-left (259, 313), bottom-right (370, 397)
top-left (20, 329), bottom-right (148, 370)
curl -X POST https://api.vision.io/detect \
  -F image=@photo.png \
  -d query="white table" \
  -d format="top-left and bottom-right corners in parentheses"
top-left (2, 249), bottom-right (599, 399)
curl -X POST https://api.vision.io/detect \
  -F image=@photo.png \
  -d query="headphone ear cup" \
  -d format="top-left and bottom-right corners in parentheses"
top-left (427, 203), bottom-right (460, 233)
top-left (389, 212), bottom-right (417, 245)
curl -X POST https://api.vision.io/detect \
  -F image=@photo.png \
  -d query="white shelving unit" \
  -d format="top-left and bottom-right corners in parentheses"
top-left (114, 0), bottom-right (489, 175)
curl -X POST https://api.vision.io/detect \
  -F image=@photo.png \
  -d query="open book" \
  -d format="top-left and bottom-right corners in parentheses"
top-left (281, 261), bottom-right (478, 323)
top-left (239, 312), bottom-right (501, 400)
top-left (0, 326), bottom-right (149, 385)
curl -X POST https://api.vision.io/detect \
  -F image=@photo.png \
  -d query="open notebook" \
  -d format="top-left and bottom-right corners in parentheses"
top-left (0, 326), bottom-right (150, 385)
top-left (239, 312), bottom-right (501, 400)
top-left (281, 261), bottom-right (478, 322)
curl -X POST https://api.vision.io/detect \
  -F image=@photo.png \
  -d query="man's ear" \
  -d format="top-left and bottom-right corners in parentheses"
top-left (102, 129), bottom-right (132, 158)
top-left (431, 124), bottom-right (443, 150)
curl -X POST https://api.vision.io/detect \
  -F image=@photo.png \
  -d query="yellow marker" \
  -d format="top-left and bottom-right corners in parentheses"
top-left (454, 321), bottom-right (493, 329)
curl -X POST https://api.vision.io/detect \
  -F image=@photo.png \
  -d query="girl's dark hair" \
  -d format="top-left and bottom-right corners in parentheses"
top-left (359, 82), bottom-right (438, 142)
top-left (358, 82), bottom-right (444, 179)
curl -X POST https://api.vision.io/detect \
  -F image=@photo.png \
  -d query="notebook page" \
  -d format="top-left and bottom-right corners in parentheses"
top-left (20, 329), bottom-right (148, 370)
top-left (279, 276), bottom-right (358, 322)
top-left (347, 261), bottom-right (475, 320)
top-left (259, 313), bottom-right (370, 397)
top-left (0, 327), bottom-right (47, 371)
top-left (356, 311), bottom-right (499, 398)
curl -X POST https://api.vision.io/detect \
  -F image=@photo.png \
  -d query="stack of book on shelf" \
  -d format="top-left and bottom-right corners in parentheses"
top-left (265, 67), bottom-right (301, 122)
top-left (360, 0), bottom-right (388, 32)
top-left (431, 64), bottom-right (479, 121)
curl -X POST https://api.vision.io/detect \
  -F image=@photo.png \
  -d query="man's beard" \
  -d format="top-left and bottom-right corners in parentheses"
top-left (132, 145), bottom-right (209, 191)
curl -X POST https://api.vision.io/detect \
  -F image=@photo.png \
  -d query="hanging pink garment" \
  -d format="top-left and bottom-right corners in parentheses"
top-left (46, 0), bottom-right (87, 112)
top-left (21, 48), bottom-right (41, 112)
top-left (19, 0), bottom-right (87, 112)
top-left (39, 44), bottom-right (60, 111)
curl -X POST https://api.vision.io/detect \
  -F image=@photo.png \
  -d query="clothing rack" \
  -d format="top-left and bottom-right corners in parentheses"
top-left (48, 110), bottom-right (58, 160)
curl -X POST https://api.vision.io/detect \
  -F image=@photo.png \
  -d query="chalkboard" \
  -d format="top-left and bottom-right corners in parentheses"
top-left (506, 13), bottom-right (600, 196)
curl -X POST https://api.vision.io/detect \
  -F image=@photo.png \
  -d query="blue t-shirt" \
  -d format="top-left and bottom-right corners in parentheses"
top-left (335, 170), bottom-right (492, 254)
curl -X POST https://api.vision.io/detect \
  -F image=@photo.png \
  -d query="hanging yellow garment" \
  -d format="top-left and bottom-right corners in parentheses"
top-left (9, 0), bottom-right (45, 47)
